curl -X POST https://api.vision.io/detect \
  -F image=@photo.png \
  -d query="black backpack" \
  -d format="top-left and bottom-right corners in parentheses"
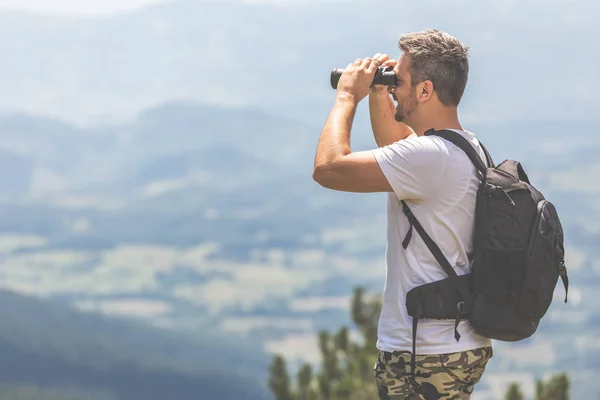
top-left (401, 129), bottom-right (569, 388)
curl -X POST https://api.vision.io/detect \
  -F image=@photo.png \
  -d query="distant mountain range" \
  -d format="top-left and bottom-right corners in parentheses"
top-left (0, 289), bottom-right (270, 400)
top-left (1, 101), bottom-right (597, 234)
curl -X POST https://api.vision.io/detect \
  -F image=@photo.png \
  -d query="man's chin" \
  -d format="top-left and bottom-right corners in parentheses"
top-left (394, 113), bottom-right (404, 122)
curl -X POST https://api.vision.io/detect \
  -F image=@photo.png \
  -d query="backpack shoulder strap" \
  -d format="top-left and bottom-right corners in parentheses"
top-left (424, 129), bottom-right (489, 175)
top-left (479, 141), bottom-right (495, 169)
top-left (400, 200), bottom-right (472, 305)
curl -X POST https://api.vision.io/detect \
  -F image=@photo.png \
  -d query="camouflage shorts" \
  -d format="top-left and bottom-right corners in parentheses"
top-left (373, 346), bottom-right (493, 400)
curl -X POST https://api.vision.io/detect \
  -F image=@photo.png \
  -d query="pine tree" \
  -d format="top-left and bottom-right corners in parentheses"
top-left (269, 354), bottom-right (294, 400)
top-left (535, 379), bottom-right (545, 400)
top-left (504, 383), bottom-right (524, 400)
top-left (267, 286), bottom-right (381, 400)
top-left (296, 364), bottom-right (314, 400)
top-left (543, 373), bottom-right (569, 400)
top-left (507, 373), bottom-right (570, 400)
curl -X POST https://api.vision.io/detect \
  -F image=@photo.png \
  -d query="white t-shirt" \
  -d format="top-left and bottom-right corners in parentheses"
top-left (371, 129), bottom-right (492, 355)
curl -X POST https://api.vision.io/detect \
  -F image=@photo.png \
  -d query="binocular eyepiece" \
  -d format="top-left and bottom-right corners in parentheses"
top-left (330, 66), bottom-right (397, 89)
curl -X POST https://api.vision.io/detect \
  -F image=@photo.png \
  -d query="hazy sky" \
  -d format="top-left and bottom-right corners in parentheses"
top-left (0, 0), bottom-right (172, 16)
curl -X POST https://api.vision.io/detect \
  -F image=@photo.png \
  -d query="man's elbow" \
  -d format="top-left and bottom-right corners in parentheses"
top-left (312, 164), bottom-right (337, 189)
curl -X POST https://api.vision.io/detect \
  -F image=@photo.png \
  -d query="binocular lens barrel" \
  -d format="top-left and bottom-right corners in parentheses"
top-left (330, 67), bottom-right (397, 89)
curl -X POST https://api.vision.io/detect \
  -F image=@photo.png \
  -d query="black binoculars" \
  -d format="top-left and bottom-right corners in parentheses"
top-left (330, 66), bottom-right (397, 89)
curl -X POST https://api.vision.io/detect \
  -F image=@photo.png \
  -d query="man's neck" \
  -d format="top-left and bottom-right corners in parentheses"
top-left (410, 108), bottom-right (463, 136)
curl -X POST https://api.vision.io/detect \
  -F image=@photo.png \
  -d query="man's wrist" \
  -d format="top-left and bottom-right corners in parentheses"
top-left (335, 92), bottom-right (359, 107)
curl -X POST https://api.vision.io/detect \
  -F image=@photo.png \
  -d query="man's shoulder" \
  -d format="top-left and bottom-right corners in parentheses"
top-left (420, 130), bottom-right (486, 166)
top-left (385, 135), bottom-right (451, 158)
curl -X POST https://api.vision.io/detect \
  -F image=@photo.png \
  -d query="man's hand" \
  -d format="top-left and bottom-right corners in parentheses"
top-left (370, 53), bottom-right (397, 96)
top-left (336, 57), bottom-right (379, 104)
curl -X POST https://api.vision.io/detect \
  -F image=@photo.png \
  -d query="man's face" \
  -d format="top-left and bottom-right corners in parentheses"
top-left (390, 54), bottom-right (419, 123)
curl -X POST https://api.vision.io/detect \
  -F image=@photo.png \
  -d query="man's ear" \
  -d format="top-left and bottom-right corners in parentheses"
top-left (417, 80), bottom-right (434, 102)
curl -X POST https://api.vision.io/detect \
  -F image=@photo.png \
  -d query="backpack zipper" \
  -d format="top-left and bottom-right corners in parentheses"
top-left (487, 184), bottom-right (516, 206)
top-left (500, 189), bottom-right (516, 206)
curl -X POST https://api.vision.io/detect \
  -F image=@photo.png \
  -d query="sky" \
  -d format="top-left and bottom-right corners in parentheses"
top-left (0, 0), bottom-right (172, 16)
top-left (0, 0), bottom-right (593, 127)
top-left (0, 0), bottom-right (308, 16)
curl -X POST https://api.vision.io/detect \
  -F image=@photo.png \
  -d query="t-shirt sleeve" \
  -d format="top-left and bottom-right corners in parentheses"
top-left (371, 137), bottom-right (447, 201)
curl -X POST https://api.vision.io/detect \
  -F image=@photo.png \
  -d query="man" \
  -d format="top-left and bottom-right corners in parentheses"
top-left (312, 29), bottom-right (493, 399)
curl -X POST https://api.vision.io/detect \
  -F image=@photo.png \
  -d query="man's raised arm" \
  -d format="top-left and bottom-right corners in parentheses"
top-left (368, 54), bottom-right (414, 147)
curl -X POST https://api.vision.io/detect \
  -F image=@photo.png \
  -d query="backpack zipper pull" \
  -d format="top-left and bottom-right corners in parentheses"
top-left (501, 189), bottom-right (516, 206)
